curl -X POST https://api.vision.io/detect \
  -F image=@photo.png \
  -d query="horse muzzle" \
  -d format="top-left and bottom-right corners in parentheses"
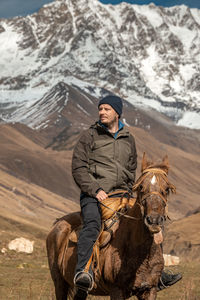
top-left (144, 215), bottom-right (165, 233)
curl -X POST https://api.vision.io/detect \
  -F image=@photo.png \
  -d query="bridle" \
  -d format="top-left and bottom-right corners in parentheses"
top-left (133, 167), bottom-right (174, 220)
top-left (99, 167), bottom-right (174, 221)
top-left (141, 191), bottom-right (168, 206)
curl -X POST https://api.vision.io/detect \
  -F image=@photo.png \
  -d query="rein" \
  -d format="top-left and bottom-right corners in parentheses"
top-left (98, 199), bottom-right (141, 220)
top-left (98, 167), bottom-right (173, 222)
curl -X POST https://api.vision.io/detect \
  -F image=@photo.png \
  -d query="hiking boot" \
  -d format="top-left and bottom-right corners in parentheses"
top-left (157, 271), bottom-right (182, 291)
top-left (74, 271), bottom-right (93, 291)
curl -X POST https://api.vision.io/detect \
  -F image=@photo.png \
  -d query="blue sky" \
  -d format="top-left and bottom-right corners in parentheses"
top-left (0, 0), bottom-right (199, 19)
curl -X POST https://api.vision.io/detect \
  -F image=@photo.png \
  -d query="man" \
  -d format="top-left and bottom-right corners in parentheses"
top-left (72, 95), bottom-right (181, 296)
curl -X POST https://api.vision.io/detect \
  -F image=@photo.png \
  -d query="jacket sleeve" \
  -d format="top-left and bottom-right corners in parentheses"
top-left (127, 134), bottom-right (137, 190)
top-left (72, 130), bottom-right (101, 198)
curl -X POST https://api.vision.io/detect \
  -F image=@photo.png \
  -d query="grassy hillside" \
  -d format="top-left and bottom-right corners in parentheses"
top-left (0, 227), bottom-right (199, 300)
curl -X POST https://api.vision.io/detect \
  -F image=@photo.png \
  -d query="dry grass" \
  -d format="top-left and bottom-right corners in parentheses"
top-left (0, 209), bottom-right (199, 300)
top-left (156, 263), bottom-right (200, 300)
top-left (0, 194), bottom-right (199, 300)
top-left (0, 248), bottom-right (54, 299)
top-left (0, 235), bottom-right (199, 300)
top-left (0, 216), bottom-right (199, 300)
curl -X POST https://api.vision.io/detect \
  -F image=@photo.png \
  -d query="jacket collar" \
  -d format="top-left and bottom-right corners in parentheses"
top-left (92, 120), bottom-right (129, 138)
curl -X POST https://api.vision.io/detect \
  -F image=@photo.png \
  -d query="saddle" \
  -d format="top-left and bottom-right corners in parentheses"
top-left (69, 190), bottom-right (136, 275)
top-left (69, 190), bottom-right (136, 247)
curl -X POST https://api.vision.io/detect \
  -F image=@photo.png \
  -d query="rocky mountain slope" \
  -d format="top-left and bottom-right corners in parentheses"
top-left (1, 81), bottom-right (199, 155)
top-left (0, 0), bottom-right (200, 128)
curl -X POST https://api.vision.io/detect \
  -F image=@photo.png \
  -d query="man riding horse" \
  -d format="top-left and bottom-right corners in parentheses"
top-left (72, 95), bottom-right (182, 298)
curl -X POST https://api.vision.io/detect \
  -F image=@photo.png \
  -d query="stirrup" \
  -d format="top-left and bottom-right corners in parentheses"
top-left (74, 271), bottom-right (94, 291)
top-left (157, 270), bottom-right (182, 291)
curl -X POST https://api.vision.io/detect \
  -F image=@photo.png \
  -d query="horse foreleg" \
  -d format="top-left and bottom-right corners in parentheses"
top-left (137, 288), bottom-right (157, 300)
top-left (110, 288), bottom-right (126, 300)
top-left (73, 289), bottom-right (88, 300)
top-left (52, 269), bottom-right (69, 300)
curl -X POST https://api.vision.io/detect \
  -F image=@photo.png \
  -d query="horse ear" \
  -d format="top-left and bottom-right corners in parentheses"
top-left (162, 155), bottom-right (169, 173)
top-left (141, 152), bottom-right (148, 172)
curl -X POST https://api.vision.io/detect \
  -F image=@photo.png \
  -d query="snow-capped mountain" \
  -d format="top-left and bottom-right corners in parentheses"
top-left (0, 0), bottom-right (200, 129)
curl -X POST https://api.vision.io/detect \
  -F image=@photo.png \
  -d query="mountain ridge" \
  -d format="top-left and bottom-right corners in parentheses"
top-left (0, 0), bottom-right (200, 128)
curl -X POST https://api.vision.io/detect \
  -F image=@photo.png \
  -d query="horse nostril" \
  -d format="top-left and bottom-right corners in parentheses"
top-left (158, 216), bottom-right (165, 225)
top-left (146, 216), bottom-right (152, 225)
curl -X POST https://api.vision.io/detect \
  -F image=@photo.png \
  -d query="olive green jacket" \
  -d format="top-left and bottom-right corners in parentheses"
top-left (72, 122), bottom-right (137, 198)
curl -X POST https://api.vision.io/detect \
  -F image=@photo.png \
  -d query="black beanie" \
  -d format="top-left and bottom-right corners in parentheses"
top-left (98, 95), bottom-right (123, 117)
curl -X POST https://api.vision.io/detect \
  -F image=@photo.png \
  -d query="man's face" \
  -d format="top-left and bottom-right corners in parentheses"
top-left (98, 104), bottom-right (119, 126)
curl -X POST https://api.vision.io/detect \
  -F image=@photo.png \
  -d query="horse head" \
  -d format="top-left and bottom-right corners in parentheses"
top-left (133, 153), bottom-right (176, 234)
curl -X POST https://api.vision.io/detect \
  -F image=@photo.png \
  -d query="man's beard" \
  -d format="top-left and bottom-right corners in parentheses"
top-left (101, 115), bottom-right (118, 127)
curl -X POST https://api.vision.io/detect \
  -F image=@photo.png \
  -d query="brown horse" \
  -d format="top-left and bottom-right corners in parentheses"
top-left (46, 153), bottom-right (176, 300)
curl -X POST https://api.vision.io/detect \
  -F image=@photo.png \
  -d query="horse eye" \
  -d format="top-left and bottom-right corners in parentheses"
top-left (165, 187), bottom-right (170, 194)
top-left (161, 187), bottom-right (169, 196)
top-left (139, 184), bottom-right (143, 191)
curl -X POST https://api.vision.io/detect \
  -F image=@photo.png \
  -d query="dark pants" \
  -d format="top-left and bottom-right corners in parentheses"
top-left (75, 196), bottom-right (102, 275)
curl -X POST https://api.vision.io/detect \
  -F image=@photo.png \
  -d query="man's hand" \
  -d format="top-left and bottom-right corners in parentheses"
top-left (96, 190), bottom-right (108, 202)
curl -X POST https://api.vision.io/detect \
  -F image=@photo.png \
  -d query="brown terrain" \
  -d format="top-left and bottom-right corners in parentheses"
top-left (0, 88), bottom-right (200, 265)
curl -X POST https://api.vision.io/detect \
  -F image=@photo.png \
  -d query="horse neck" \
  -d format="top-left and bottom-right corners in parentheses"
top-left (116, 200), bottom-right (151, 250)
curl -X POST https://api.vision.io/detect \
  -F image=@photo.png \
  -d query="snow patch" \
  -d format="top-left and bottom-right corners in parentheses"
top-left (133, 4), bottom-right (163, 28)
top-left (77, 104), bottom-right (90, 116)
top-left (122, 118), bottom-right (130, 127)
top-left (177, 111), bottom-right (200, 129)
top-left (170, 25), bottom-right (196, 53)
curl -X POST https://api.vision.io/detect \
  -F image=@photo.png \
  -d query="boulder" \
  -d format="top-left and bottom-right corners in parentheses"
top-left (8, 237), bottom-right (34, 253)
top-left (163, 254), bottom-right (180, 266)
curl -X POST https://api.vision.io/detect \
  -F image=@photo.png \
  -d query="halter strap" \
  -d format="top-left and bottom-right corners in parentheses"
top-left (134, 167), bottom-right (172, 220)
top-left (142, 168), bottom-right (167, 176)
top-left (141, 191), bottom-right (168, 205)
top-left (133, 167), bottom-right (170, 192)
